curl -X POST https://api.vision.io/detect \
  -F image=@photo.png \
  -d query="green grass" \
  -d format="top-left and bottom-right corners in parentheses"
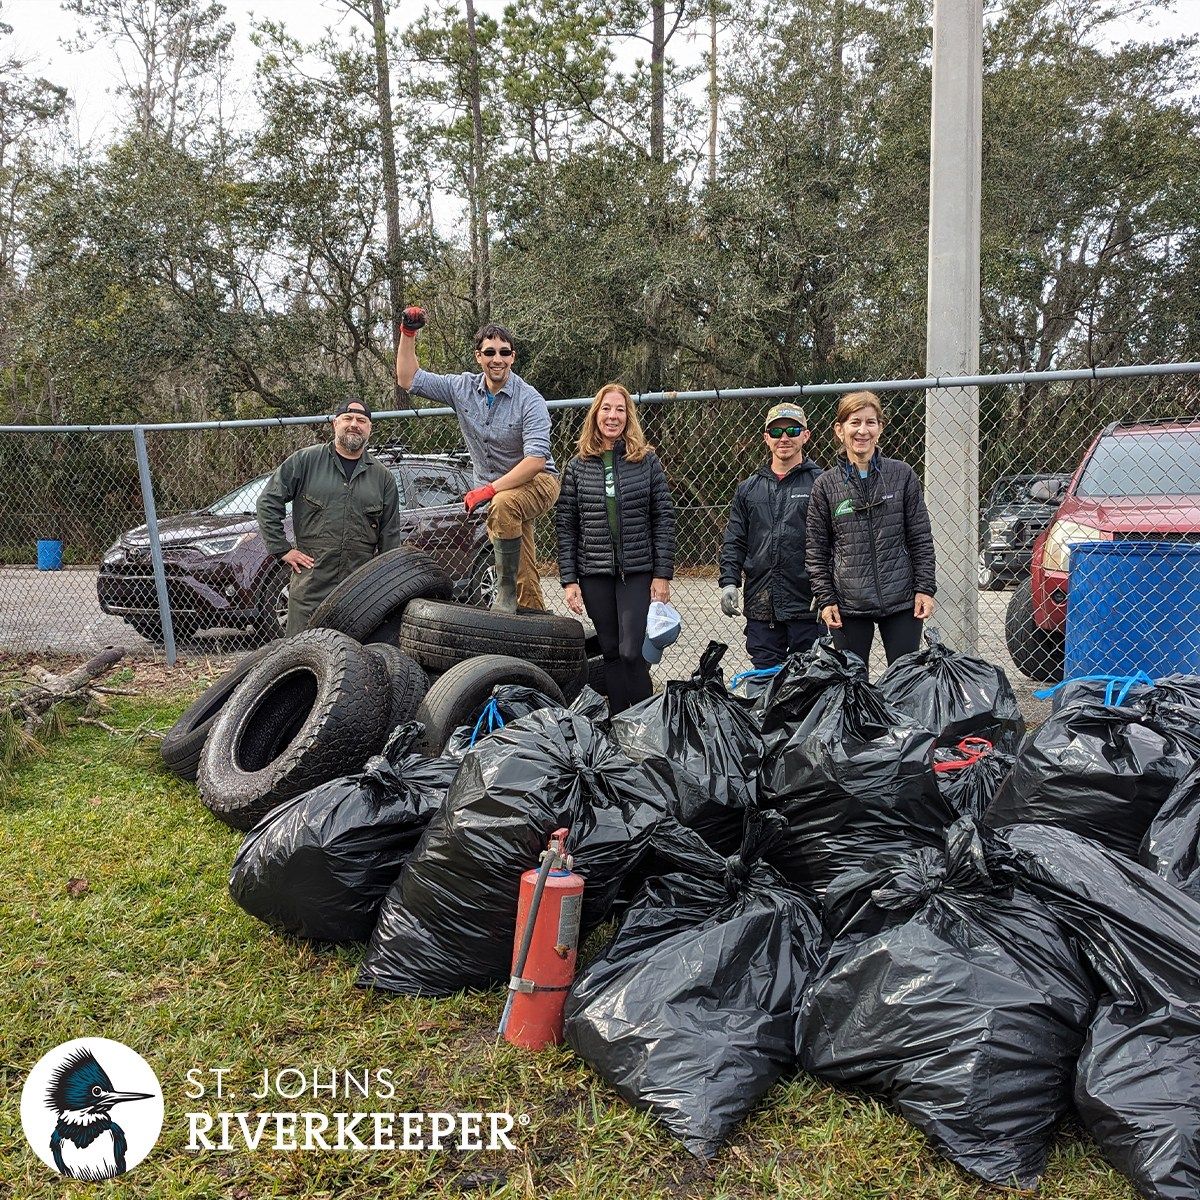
top-left (0, 695), bottom-right (1138, 1200)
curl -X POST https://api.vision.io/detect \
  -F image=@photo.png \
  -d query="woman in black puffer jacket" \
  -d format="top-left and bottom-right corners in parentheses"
top-left (556, 383), bottom-right (675, 712)
top-left (806, 390), bottom-right (937, 669)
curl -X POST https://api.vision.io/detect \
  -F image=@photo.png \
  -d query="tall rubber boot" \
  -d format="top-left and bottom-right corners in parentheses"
top-left (493, 537), bottom-right (521, 613)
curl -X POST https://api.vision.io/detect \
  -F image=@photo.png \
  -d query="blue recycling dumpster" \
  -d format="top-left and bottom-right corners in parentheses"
top-left (1065, 540), bottom-right (1200, 679)
top-left (36, 539), bottom-right (64, 571)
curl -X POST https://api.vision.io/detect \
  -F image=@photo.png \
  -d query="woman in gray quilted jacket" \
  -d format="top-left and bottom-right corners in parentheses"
top-left (806, 391), bottom-right (937, 668)
top-left (556, 383), bottom-right (675, 712)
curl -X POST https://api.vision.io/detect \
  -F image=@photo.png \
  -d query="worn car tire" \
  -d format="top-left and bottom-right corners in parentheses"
top-left (586, 653), bottom-right (608, 697)
top-left (1004, 577), bottom-right (1064, 684)
top-left (160, 644), bottom-right (279, 782)
top-left (364, 643), bottom-right (429, 729)
top-left (399, 598), bottom-right (586, 688)
top-left (413, 654), bottom-right (565, 756)
top-left (306, 548), bottom-right (453, 643)
top-left (197, 629), bottom-right (392, 830)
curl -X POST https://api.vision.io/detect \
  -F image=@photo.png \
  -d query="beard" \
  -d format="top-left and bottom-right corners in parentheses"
top-left (336, 429), bottom-right (367, 454)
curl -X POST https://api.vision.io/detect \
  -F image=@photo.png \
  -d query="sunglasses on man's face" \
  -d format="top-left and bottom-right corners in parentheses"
top-left (478, 347), bottom-right (514, 358)
top-left (767, 425), bottom-right (805, 439)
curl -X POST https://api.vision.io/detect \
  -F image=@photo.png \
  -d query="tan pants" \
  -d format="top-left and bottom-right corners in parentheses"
top-left (486, 470), bottom-right (561, 610)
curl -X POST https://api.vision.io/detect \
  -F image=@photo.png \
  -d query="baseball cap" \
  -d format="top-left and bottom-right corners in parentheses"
top-left (764, 403), bottom-right (807, 429)
top-left (642, 601), bottom-right (682, 664)
top-left (334, 399), bottom-right (372, 420)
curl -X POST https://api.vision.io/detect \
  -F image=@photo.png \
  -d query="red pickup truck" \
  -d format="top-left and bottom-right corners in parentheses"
top-left (1004, 417), bottom-right (1200, 682)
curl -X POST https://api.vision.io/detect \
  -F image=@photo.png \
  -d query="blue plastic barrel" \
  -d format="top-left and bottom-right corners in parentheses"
top-left (1066, 540), bottom-right (1200, 679)
top-left (36, 539), bottom-right (63, 571)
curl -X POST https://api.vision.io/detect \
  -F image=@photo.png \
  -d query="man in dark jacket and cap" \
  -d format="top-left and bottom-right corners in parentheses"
top-left (719, 403), bottom-right (823, 668)
top-left (257, 399), bottom-right (404, 635)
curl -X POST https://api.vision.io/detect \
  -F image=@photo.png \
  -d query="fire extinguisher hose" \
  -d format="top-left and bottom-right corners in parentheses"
top-left (497, 847), bottom-right (558, 1037)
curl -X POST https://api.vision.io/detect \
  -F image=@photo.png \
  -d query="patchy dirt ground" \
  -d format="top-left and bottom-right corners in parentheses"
top-left (0, 649), bottom-right (240, 701)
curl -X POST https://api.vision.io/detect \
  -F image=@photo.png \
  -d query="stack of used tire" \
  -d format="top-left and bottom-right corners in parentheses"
top-left (160, 546), bottom-right (595, 823)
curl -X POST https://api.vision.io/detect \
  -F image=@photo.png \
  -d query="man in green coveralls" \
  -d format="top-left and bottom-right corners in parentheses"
top-left (257, 400), bottom-right (404, 635)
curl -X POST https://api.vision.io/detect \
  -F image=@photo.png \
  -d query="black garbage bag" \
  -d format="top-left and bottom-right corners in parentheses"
top-left (442, 685), bottom-right (561, 761)
top-left (932, 737), bottom-right (1014, 820)
top-left (358, 706), bottom-right (671, 996)
top-left (564, 810), bottom-right (825, 1158)
top-left (878, 626), bottom-right (1025, 752)
top-left (758, 640), bottom-right (948, 892)
top-left (1049, 672), bottom-right (1200, 716)
top-left (1141, 761), bottom-right (1200, 901)
top-left (612, 642), bottom-right (764, 855)
top-left (726, 665), bottom-right (784, 728)
top-left (1001, 824), bottom-right (1200, 1200)
top-left (797, 818), bottom-right (1097, 1189)
top-left (228, 723), bottom-right (458, 943)
top-left (442, 684), bottom-right (611, 761)
top-left (984, 701), bottom-right (1200, 858)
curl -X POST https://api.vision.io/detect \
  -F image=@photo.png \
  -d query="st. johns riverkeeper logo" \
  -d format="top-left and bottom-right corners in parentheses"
top-left (20, 1037), bottom-right (164, 1181)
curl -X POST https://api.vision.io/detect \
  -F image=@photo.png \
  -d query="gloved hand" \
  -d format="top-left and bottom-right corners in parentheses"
top-left (400, 305), bottom-right (426, 337)
top-left (720, 585), bottom-right (740, 617)
top-left (464, 483), bottom-right (496, 514)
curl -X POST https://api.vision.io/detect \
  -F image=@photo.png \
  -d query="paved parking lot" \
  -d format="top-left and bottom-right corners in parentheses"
top-left (0, 565), bottom-right (1048, 722)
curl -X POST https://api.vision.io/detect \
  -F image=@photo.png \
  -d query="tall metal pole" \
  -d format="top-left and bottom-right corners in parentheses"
top-left (133, 426), bottom-right (177, 666)
top-left (925, 0), bottom-right (983, 651)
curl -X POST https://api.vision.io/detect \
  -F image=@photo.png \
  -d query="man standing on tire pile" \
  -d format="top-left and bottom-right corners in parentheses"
top-left (395, 307), bottom-right (559, 612)
top-left (257, 400), bottom-right (403, 635)
top-left (718, 403), bottom-right (823, 668)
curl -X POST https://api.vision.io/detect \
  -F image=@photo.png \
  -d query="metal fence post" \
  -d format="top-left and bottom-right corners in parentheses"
top-left (925, 0), bottom-right (983, 651)
top-left (132, 425), bottom-right (177, 665)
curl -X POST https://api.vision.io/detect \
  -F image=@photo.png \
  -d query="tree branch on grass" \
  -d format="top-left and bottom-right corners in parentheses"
top-left (2, 648), bottom-right (129, 774)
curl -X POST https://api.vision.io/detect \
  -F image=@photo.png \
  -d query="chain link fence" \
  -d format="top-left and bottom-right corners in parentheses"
top-left (2, 364), bottom-right (1198, 705)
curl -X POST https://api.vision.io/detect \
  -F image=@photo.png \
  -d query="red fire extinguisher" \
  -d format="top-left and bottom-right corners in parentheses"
top-left (498, 827), bottom-right (585, 1050)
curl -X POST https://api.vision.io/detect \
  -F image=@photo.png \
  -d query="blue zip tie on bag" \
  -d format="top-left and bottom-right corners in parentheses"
top-left (1033, 670), bottom-right (1154, 707)
top-left (729, 665), bottom-right (782, 691)
top-left (468, 697), bottom-right (506, 748)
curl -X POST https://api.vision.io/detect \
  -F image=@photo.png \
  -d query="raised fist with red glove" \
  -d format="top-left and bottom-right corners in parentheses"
top-left (464, 483), bottom-right (496, 514)
top-left (399, 305), bottom-right (426, 337)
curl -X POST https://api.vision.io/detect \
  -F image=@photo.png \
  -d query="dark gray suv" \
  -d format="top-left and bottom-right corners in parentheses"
top-left (97, 451), bottom-right (493, 642)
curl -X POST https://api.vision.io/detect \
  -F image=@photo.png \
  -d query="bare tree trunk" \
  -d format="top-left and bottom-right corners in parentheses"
top-left (650, 1), bottom-right (666, 164)
top-left (464, 0), bottom-right (491, 325)
top-left (707, 2), bottom-right (718, 186)
top-left (370, 0), bottom-right (404, 405)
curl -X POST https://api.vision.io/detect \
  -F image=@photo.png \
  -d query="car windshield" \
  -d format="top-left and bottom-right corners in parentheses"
top-left (206, 476), bottom-right (270, 515)
top-left (1076, 430), bottom-right (1200, 498)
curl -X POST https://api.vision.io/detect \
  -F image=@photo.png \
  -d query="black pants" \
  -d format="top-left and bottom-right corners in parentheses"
top-left (579, 573), bottom-right (653, 714)
top-left (745, 618), bottom-right (821, 669)
top-left (832, 610), bottom-right (924, 669)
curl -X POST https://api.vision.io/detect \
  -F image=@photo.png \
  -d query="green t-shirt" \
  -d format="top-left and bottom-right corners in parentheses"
top-left (603, 450), bottom-right (620, 543)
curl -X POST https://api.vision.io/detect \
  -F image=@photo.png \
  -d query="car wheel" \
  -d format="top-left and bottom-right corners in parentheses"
top-left (977, 552), bottom-right (1007, 592)
top-left (1004, 577), bottom-right (1064, 684)
top-left (197, 629), bottom-right (392, 830)
top-left (465, 548), bottom-right (498, 608)
top-left (977, 552), bottom-right (994, 590)
top-left (307, 548), bottom-right (453, 643)
top-left (399, 598), bottom-right (587, 690)
top-left (160, 643), bottom-right (279, 781)
top-left (252, 567), bottom-right (291, 639)
top-left (413, 654), bottom-right (564, 756)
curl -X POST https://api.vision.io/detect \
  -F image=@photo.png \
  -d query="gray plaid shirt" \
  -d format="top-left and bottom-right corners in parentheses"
top-left (411, 368), bottom-right (557, 486)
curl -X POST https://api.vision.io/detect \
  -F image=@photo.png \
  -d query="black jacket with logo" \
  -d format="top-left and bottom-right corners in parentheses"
top-left (556, 442), bottom-right (675, 582)
top-left (719, 459), bottom-right (823, 621)
top-left (805, 454), bottom-right (936, 617)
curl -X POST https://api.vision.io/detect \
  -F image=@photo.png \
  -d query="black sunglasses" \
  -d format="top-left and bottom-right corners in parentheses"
top-left (478, 347), bottom-right (514, 358)
top-left (767, 425), bottom-right (805, 439)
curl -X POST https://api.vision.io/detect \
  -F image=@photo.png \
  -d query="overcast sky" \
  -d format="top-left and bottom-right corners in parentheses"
top-left (4, 0), bottom-right (1196, 149)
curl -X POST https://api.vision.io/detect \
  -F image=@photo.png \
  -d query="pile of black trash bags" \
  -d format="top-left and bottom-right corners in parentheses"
top-left (226, 633), bottom-right (1200, 1198)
